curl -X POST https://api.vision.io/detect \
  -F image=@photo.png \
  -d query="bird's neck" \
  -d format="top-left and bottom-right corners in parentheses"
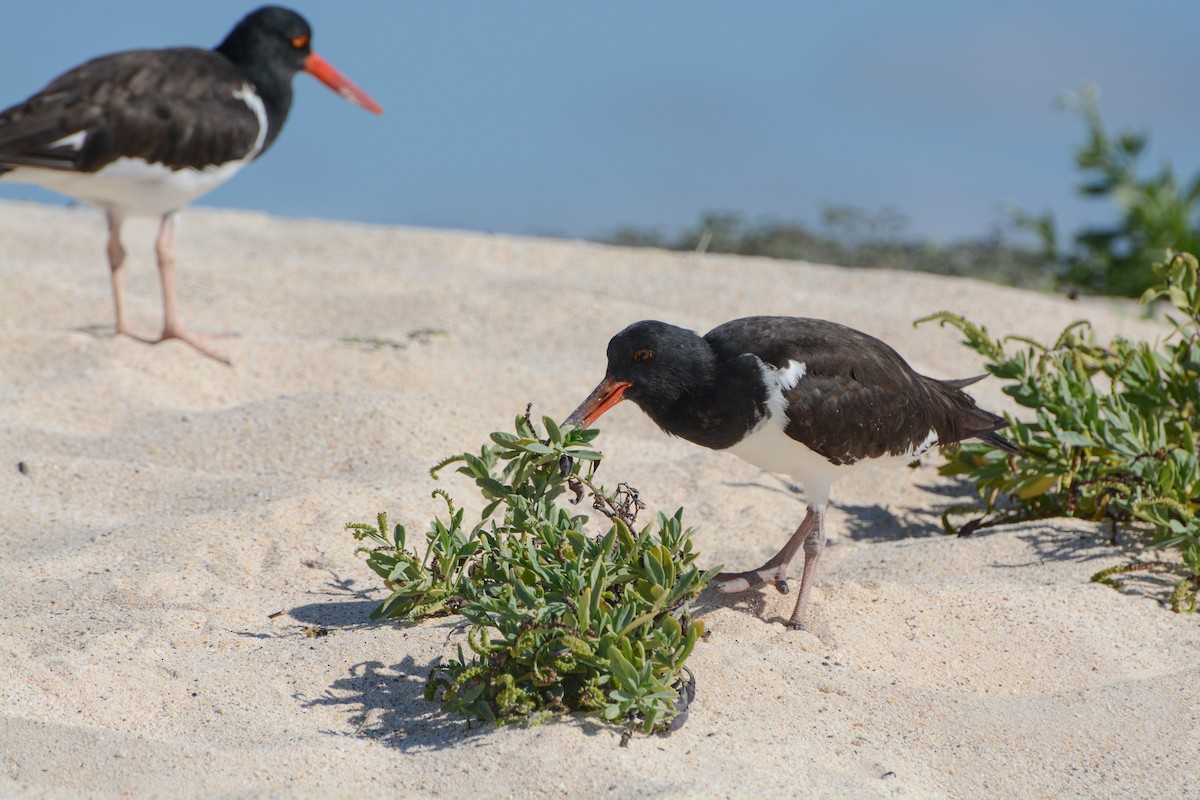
top-left (245, 75), bottom-right (292, 155)
top-left (644, 355), bottom-right (767, 451)
top-left (214, 45), bottom-right (294, 156)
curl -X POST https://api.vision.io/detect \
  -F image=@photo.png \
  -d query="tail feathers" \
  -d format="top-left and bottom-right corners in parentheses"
top-left (928, 375), bottom-right (1021, 455)
top-left (957, 408), bottom-right (1020, 454)
top-left (975, 427), bottom-right (1020, 455)
top-left (942, 374), bottom-right (988, 389)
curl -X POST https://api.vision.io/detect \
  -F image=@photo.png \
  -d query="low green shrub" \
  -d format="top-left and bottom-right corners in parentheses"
top-left (917, 252), bottom-right (1200, 612)
top-left (1024, 87), bottom-right (1200, 297)
top-left (347, 411), bottom-right (717, 733)
top-left (603, 205), bottom-right (1054, 289)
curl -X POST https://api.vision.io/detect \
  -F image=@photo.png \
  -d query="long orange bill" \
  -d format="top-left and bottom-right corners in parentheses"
top-left (563, 377), bottom-right (633, 429)
top-left (304, 52), bottom-right (383, 114)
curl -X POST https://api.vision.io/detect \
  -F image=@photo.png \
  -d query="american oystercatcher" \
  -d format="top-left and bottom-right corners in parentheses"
top-left (0, 6), bottom-right (381, 364)
top-left (564, 316), bottom-right (1018, 629)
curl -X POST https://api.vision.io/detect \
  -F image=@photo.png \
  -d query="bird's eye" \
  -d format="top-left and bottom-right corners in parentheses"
top-left (633, 348), bottom-right (654, 363)
top-left (291, 35), bottom-right (309, 49)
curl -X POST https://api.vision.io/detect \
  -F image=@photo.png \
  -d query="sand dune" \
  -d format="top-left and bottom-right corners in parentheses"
top-left (1, 200), bottom-right (1197, 798)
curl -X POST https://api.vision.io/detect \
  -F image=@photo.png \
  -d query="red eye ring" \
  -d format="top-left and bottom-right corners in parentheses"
top-left (633, 348), bottom-right (654, 363)
top-left (291, 35), bottom-right (309, 49)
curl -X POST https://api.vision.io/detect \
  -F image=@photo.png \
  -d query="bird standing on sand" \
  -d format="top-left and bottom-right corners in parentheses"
top-left (565, 316), bottom-right (1018, 630)
top-left (0, 6), bottom-right (382, 364)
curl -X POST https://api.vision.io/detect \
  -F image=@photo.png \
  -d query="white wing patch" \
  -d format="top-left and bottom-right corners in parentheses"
top-left (901, 428), bottom-right (939, 459)
top-left (48, 131), bottom-right (87, 151)
top-left (232, 84), bottom-right (268, 157)
top-left (776, 360), bottom-right (807, 389)
top-left (761, 358), bottom-right (806, 422)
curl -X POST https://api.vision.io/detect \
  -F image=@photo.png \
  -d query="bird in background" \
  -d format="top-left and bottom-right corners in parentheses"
top-left (565, 316), bottom-right (1018, 630)
top-left (0, 5), bottom-right (381, 364)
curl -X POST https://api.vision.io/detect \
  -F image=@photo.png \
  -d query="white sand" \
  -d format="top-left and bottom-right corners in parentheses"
top-left (1, 200), bottom-right (1197, 799)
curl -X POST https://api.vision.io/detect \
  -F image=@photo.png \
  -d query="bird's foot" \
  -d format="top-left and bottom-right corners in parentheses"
top-left (113, 324), bottom-right (157, 344)
top-left (156, 327), bottom-right (232, 366)
top-left (713, 564), bottom-right (790, 595)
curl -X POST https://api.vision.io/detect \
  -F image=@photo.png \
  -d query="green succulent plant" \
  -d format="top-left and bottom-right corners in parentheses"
top-left (347, 410), bottom-right (718, 733)
top-left (918, 252), bottom-right (1200, 612)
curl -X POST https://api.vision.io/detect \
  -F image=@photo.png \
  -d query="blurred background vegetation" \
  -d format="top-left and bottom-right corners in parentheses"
top-left (604, 205), bottom-right (1055, 290)
top-left (599, 88), bottom-right (1200, 299)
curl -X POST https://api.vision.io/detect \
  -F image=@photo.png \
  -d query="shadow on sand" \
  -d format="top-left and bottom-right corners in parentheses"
top-left (710, 468), bottom-right (1189, 617)
top-left (722, 469), bottom-right (984, 543)
top-left (290, 573), bottom-right (620, 750)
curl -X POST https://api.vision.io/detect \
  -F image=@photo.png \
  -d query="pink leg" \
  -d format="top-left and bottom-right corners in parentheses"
top-left (785, 509), bottom-right (827, 630)
top-left (713, 505), bottom-right (827, 630)
top-left (715, 506), bottom-right (817, 594)
top-left (106, 211), bottom-right (134, 337)
top-left (154, 213), bottom-right (230, 365)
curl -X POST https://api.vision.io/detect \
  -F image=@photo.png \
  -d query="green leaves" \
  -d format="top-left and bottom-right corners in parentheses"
top-left (347, 411), bottom-right (716, 733)
top-left (919, 252), bottom-right (1200, 610)
top-left (345, 502), bottom-right (478, 621)
top-left (1039, 88), bottom-right (1200, 297)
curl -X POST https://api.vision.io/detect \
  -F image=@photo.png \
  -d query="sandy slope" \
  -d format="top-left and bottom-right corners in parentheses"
top-left (1, 200), bottom-right (1197, 799)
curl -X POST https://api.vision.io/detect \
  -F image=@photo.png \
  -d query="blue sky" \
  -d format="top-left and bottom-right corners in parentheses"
top-left (2, 1), bottom-right (1199, 244)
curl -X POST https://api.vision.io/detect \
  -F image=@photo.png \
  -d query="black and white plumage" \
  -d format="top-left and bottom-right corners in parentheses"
top-left (565, 316), bottom-right (1018, 629)
top-left (0, 6), bottom-right (381, 363)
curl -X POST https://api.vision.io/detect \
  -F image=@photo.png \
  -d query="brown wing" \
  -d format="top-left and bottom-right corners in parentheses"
top-left (706, 316), bottom-right (1011, 464)
top-left (0, 48), bottom-right (263, 174)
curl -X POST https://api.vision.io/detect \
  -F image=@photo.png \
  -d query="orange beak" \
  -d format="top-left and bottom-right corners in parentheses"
top-left (303, 52), bottom-right (382, 114)
top-left (564, 377), bottom-right (633, 429)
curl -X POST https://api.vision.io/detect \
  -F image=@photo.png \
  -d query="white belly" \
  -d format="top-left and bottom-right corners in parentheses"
top-left (2, 157), bottom-right (249, 216)
top-left (724, 420), bottom-right (847, 510)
